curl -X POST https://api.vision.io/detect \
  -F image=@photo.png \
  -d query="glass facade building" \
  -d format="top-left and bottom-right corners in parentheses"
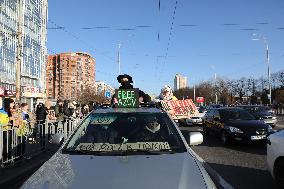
top-left (0, 0), bottom-right (48, 94)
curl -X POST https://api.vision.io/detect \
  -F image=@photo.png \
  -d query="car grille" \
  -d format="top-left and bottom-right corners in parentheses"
top-left (191, 117), bottom-right (200, 119)
top-left (256, 129), bottom-right (267, 135)
top-left (263, 116), bottom-right (272, 119)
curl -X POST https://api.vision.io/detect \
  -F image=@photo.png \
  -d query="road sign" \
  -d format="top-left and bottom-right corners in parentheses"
top-left (196, 97), bottom-right (204, 103)
top-left (105, 91), bottom-right (111, 98)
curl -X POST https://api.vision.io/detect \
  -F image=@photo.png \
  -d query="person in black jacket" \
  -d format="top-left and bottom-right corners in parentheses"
top-left (112, 74), bottom-right (151, 104)
top-left (35, 103), bottom-right (47, 121)
top-left (54, 100), bottom-right (64, 120)
top-left (63, 100), bottom-right (70, 117)
top-left (135, 116), bottom-right (167, 142)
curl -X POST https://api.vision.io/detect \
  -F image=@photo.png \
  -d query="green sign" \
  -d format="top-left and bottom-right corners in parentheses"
top-left (115, 88), bottom-right (139, 108)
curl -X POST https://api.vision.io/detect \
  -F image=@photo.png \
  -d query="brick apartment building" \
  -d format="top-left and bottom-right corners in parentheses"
top-left (46, 52), bottom-right (96, 100)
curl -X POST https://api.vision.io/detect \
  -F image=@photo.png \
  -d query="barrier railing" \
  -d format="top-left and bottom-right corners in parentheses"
top-left (0, 118), bottom-right (82, 167)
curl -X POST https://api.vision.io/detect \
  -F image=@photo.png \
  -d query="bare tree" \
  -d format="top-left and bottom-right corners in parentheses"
top-left (215, 78), bottom-right (230, 105)
top-left (77, 84), bottom-right (107, 105)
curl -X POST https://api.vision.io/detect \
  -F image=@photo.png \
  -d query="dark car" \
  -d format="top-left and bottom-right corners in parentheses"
top-left (207, 104), bottom-right (222, 109)
top-left (237, 105), bottom-right (277, 127)
top-left (203, 108), bottom-right (273, 145)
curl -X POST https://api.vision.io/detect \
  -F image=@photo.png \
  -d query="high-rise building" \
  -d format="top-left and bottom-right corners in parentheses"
top-left (46, 52), bottom-right (96, 100)
top-left (174, 74), bottom-right (187, 91)
top-left (0, 0), bottom-right (48, 106)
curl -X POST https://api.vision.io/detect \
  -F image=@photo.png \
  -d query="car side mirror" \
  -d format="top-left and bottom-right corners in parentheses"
top-left (51, 133), bottom-right (65, 146)
top-left (188, 132), bottom-right (203, 146)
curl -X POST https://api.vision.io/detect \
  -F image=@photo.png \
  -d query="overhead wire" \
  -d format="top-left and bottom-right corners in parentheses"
top-left (48, 19), bottom-right (116, 62)
top-left (164, 0), bottom-right (178, 65)
top-left (157, 0), bottom-right (178, 83)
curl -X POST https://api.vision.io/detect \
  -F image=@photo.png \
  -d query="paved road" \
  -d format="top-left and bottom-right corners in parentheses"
top-left (180, 118), bottom-right (284, 189)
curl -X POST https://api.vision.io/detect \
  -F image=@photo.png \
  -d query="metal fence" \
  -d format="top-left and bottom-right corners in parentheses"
top-left (0, 118), bottom-right (82, 167)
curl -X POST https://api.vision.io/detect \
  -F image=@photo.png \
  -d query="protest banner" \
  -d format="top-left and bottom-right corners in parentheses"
top-left (161, 99), bottom-right (198, 120)
top-left (115, 88), bottom-right (139, 108)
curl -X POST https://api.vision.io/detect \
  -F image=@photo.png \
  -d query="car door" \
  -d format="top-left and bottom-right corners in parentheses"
top-left (204, 109), bottom-right (214, 131)
top-left (211, 110), bottom-right (224, 135)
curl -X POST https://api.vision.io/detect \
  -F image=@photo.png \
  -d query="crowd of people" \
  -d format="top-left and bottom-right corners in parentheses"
top-left (0, 98), bottom-right (101, 163)
top-left (35, 100), bottom-right (99, 122)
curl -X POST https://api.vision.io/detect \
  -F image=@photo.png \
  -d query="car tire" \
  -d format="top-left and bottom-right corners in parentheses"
top-left (274, 158), bottom-right (284, 188)
top-left (221, 131), bottom-right (230, 146)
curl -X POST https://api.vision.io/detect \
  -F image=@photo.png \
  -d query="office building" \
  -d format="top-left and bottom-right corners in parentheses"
top-left (0, 0), bottom-right (48, 107)
top-left (174, 74), bottom-right (187, 91)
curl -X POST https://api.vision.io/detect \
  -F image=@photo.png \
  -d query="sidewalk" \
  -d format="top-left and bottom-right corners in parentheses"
top-left (0, 147), bottom-right (58, 189)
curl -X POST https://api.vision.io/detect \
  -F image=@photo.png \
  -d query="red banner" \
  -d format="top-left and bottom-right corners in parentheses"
top-left (5, 90), bottom-right (16, 96)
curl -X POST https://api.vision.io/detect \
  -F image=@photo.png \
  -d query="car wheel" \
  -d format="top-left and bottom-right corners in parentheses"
top-left (221, 131), bottom-right (230, 146)
top-left (274, 158), bottom-right (284, 188)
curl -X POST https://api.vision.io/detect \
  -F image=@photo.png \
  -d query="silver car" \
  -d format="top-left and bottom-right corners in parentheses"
top-left (21, 107), bottom-right (216, 189)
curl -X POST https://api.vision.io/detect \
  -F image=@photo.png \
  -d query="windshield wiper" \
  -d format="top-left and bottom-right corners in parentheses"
top-left (116, 148), bottom-right (181, 155)
top-left (62, 149), bottom-right (113, 156)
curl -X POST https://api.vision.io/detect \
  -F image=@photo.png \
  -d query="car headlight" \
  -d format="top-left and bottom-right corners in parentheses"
top-left (228, 126), bottom-right (244, 133)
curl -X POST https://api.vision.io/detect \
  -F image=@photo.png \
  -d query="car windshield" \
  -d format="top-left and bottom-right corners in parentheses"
top-left (219, 109), bottom-right (256, 121)
top-left (63, 112), bottom-right (186, 155)
top-left (242, 106), bottom-right (274, 115)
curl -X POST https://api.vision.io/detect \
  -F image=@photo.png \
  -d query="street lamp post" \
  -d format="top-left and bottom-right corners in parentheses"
top-left (252, 33), bottom-right (272, 105)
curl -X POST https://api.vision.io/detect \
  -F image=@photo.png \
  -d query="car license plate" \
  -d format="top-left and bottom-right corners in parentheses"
top-left (251, 135), bottom-right (266, 140)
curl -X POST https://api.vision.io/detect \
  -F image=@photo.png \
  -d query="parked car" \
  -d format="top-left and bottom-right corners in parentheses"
top-left (186, 114), bottom-right (203, 126)
top-left (198, 106), bottom-right (207, 114)
top-left (21, 106), bottom-right (216, 189)
top-left (203, 108), bottom-right (273, 145)
top-left (207, 104), bottom-right (223, 109)
top-left (238, 105), bottom-right (277, 126)
top-left (267, 129), bottom-right (284, 188)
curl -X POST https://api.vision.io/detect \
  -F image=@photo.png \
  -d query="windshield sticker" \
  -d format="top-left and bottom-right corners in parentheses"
top-left (76, 142), bottom-right (171, 151)
top-left (90, 116), bottom-right (117, 125)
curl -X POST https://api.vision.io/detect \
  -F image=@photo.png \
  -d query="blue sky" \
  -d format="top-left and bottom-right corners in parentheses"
top-left (47, 0), bottom-right (284, 95)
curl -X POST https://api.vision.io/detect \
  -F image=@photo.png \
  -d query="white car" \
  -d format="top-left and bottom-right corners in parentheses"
top-left (186, 113), bottom-right (205, 126)
top-left (21, 107), bottom-right (216, 189)
top-left (267, 129), bottom-right (284, 188)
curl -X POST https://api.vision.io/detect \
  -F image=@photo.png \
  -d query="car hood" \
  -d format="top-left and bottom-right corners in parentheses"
top-left (251, 111), bottom-right (274, 117)
top-left (270, 129), bottom-right (284, 142)
top-left (21, 152), bottom-right (209, 189)
top-left (224, 120), bottom-right (268, 130)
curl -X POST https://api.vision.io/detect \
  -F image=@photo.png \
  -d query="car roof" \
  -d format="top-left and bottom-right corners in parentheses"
top-left (210, 107), bottom-right (244, 111)
top-left (92, 107), bottom-right (164, 114)
top-left (237, 105), bottom-right (261, 107)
